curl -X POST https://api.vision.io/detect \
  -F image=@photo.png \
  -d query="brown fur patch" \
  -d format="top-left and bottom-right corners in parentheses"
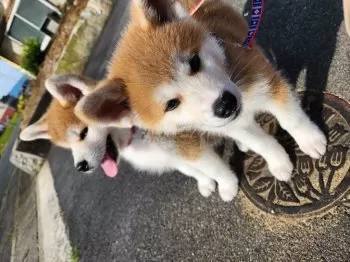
top-left (149, 131), bottom-right (203, 160)
top-left (174, 131), bottom-right (221, 160)
top-left (46, 100), bottom-right (84, 143)
top-left (269, 73), bottom-right (290, 104)
top-left (174, 131), bottom-right (202, 160)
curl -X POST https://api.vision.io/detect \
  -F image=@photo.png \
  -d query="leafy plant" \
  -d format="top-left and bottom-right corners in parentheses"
top-left (20, 38), bottom-right (44, 75)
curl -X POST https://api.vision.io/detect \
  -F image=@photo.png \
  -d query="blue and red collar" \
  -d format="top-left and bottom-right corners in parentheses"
top-left (242, 0), bottom-right (264, 48)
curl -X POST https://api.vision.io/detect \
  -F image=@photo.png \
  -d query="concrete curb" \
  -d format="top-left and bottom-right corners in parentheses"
top-left (14, 91), bottom-right (53, 175)
top-left (10, 174), bottom-right (19, 262)
top-left (36, 161), bottom-right (72, 262)
top-left (10, 141), bottom-right (45, 176)
top-left (8, 163), bottom-right (71, 262)
top-left (11, 174), bottom-right (39, 262)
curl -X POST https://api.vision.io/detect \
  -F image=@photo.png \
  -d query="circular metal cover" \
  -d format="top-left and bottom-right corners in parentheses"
top-left (222, 92), bottom-right (350, 215)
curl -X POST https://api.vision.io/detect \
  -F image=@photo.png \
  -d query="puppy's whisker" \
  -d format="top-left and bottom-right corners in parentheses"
top-left (233, 54), bottom-right (258, 83)
top-left (236, 78), bottom-right (256, 88)
top-left (228, 51), bottom-right (246, 81)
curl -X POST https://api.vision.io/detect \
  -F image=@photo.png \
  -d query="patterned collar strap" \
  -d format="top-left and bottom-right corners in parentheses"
top-left (242, 0), bottom-right (265, 49)
top-left (190, 0), bottom-right (265, 49)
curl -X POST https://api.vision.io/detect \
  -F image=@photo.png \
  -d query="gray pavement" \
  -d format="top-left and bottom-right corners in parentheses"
top-left (0, 122), bottom-right (20, 201)
top-left (0, 170), bottom-right (17, 261)
top-left (46, 0), bottom-right (350, 261)
top-left (0, 123), bottom-right (26, 261)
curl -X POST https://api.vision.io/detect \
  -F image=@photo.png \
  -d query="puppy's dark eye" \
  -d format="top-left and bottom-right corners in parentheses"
top-left (80, 127), bottom-right (88, 140)
top-left (165, 99), bottom-right (180, 112)
top-left (189, 54), bottom-right (201, 74)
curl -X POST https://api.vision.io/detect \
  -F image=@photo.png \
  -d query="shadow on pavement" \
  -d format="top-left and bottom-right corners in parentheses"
top-left (244, 0), bottom-right (343, 127)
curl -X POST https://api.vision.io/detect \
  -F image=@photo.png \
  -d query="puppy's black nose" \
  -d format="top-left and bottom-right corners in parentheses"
top-left (213, 91), bottom-right (238, 118)
top-left (76, 160), bottom-right (90, 172)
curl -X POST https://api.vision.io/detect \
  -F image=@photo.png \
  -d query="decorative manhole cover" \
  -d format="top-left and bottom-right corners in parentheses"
top-left (225, 92), bottom-right (349, 215)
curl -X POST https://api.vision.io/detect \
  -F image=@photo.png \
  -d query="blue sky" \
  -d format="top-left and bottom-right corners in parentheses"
top-left (0, 60), bottom-right (27, 99)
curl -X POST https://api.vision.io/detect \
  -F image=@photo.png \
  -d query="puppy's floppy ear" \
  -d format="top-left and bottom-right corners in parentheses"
top-left (45, 74), bottom-right (97, 107)
top-left (20, 114), bottom-right (51, 141)
top-left (75, 79), bottom-right (132, 128)
top-left (131, 0), bottom-right (189, 28)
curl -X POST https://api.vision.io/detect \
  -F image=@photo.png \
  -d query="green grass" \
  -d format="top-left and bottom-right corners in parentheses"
top-left (71, 245), bottom-right (80, 262)
top-left (0, 113), bottom-right (20, 155)
top-left (9, 113), bottom-right (19, 125)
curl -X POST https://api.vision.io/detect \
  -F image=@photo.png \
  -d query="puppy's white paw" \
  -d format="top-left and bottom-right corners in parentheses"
top-left (236, 140), bottom-right (249, 152)
top-left (268, 157), bottom-right (293, 181)
top-left (218, 179), bottom-right (239, 202)
top-left (197, 179), bottom-right (216, 198)
top-left (294, 124), bottom-right (327, 159)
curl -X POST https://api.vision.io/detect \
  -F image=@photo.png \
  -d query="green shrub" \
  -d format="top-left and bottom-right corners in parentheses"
top-left (20, 38), bottom-right (44, 75)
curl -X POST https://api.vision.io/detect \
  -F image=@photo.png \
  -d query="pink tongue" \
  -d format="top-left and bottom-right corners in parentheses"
top-left (101, 155), bottom-right (118, 178)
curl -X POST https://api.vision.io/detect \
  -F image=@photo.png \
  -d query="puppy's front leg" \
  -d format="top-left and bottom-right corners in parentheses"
top-left (230, 123), bottom-right (293, 181)
top-left (177, 165), bottom-right (216, 198)
top-left (266, 80), bottom-right (327, 159)
top-left (188, 150), bottom-right (239, 202)
top-left (235, 139), bottom-right (249, 152)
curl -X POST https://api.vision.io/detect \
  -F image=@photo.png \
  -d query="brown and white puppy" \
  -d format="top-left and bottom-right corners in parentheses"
top-left (20, 74), bottom-right (239, 201)
top-left (75, 0), bottom-right (327, 181)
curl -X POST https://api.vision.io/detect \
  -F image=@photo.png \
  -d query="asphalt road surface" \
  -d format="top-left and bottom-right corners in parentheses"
top-left (0, 123), bottom-right (24, 261)
top-left (48, 0), bottom-right (350, 261)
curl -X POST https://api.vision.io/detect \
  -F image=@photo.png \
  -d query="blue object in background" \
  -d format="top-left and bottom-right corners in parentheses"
top-left (0, 60), bottom-right (28, 99)
top-left (9, 77), bottom-right (28, 98)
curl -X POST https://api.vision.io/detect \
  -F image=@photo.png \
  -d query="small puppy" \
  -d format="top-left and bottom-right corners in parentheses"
top-left (75, 0), bottom-right (327, 181)
top-left (20, 74), bottom-right (239, 201)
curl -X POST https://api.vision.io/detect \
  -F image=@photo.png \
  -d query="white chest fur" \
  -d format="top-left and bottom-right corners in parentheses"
top-left (120, 131), bottom-right (177, 174)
